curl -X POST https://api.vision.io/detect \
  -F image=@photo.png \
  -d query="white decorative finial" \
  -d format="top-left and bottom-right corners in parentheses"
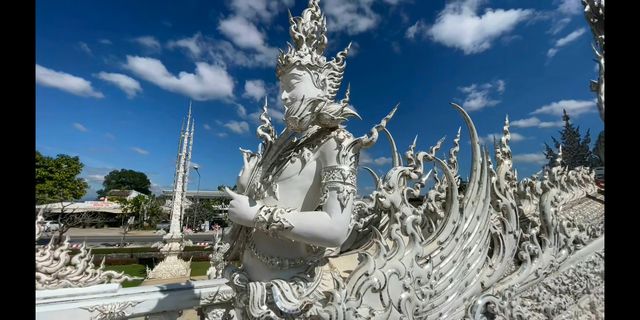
top-left (276, 0), bottom-right (350, 101)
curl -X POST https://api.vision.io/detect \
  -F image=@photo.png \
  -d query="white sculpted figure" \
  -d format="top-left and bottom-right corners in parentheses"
top-left (223, 1), bottom-right (381, 318)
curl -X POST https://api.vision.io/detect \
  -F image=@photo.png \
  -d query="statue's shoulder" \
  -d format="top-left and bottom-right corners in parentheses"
top-left (317, 127), bottom-right (359, 167)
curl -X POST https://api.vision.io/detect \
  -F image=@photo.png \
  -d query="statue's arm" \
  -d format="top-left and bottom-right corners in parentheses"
top-left (266, 189), bottom-right (354, 248)
top-left (226, 191), bottom-right (354, 248)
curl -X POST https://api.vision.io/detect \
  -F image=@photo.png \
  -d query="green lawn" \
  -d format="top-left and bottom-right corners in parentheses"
top-left (104, 264), bottom-right (146, 288)
top-left (102, 261), bottom-right (211, 287)
top-left (190, 261), bottom-right (210, 277)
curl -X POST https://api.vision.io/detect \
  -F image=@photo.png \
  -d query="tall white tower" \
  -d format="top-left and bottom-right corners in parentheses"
top-left (147, 102), bottom-right (194, 280)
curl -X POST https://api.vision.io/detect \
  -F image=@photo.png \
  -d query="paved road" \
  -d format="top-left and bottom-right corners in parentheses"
top-left (36, 233), bottom-right (217, 246)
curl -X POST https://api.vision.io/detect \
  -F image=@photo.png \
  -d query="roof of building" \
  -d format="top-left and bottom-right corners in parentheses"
top-left (107, 189), bottom-right (145, 198)
top-left (35, 201), bottom-right (123, 213)
top-left (160, 190), bottom-right (231, 199)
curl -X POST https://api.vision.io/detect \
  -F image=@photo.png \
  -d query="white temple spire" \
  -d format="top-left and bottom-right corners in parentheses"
top-left (147, 102), bottom-right (193, 280)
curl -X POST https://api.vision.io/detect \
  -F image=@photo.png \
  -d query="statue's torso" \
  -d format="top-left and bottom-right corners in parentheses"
top-left (239, 128), bottom-right (350, 281)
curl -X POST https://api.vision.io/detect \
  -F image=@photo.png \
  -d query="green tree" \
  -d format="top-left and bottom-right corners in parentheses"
top-left (97, 169), bottom-right (151, 196)
top-left (36, 151), bottom-right (89, 204)
top-left (185, 198), bottom-right (229, 229)
top-left (114, 194), bottom-right (166, 230)
top-left (543, 110), bottom-right (594, 170)
top-left (592, 130), bottom-right (604, 166)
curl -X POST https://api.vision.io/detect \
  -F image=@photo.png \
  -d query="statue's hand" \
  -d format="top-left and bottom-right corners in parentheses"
top-left (225, 187), bottom-right (262, 227)
top-left (236, 149), bottom-right (259, 193)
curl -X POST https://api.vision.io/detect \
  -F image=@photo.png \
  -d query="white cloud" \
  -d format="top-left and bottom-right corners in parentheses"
top-left (531, 99), bottom-right (596, 117)
top-left (165, 32), bottom-right (277, 68)
top-left (133, 36), bottom-right (162, 52)
top-left (359, 151), bottom-right (391, 166)
top-left (224, 120), bottom-right (250, 134)
top-left (555, 28), bottom-right (586, 47)
top-left (218, 16), bottom-right (267, 51)
top-left (374, 157), bottom-right (392, 166)
top-left (348, 41), bottom-right (360, 57)
top-left (426, 0), bottom-right (533, 54)
top-left (216, 132), bottom-right (229, 138)
top-left (538, 121), bottom-right (565, 128)
top-left (73, 123), bottom-right (88, 132)
top-left (458, 80), bottom-right (505, 111)
top-left (104, 133), bottom-right (116, 140)
top-left (204, 124), bottom-right (212, 130)
top-left (538, 121), bottom-right (564, 128)
top-left (513, 153), bottom-right (547, 165)
top-left (229, 0), bottom-right (293, 22)
top-left (500, 34), bottom-right (522, 45)
top-left (167, 32), bottom-right (204, 58)
top-left (557, 0), bottom-right (583, 15)
top-left (235, 103), bottom-right (248, 118)
top-left (546, 0), bottom-right (582, 35)
top-left (149, 182), bottom-right (165, 196)
top-left (383, 0), bottom-right (406, 4)
top-left (547, 28), bottom-right (586, 58)
top-left (209, 40), bottom-right (278, 68)
top-left (243, 80), bottom-right (267, 101)
top-left (511, 117), bottom-right (563, 128)
top-left (322, 0), bottom-right (380, 35)
top-left (198, 0), bottom-right (290, 69)
top-left (131, 147), bottom-right (150, 155)
top-left (214, 15), bottom-right (280, 68)
top-left (479, 132), bottom-right (526, 145)
top-left (360, 150), bottom-right (373, 165)
top-left (36, 64), bottom-right (104, 98)
top-left (124, 55), bottom-right (234, 101)
top-left (405, 20), bottom-right (429, 40)
top-left (78, 42), bottom-right (92, 55)
top-left (99, 39), bottom-right (112, 45)
top-left (96, 72), bottom-right (142, 98)
top-left (548, 17), bottom-right (571, 35)
top-left (495, 79), bottom-right (506, 93)
top-left (85, 174), bottom-right (105, 182)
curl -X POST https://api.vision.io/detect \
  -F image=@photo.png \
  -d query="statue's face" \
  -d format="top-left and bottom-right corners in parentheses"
top-left (280, 65), bottom-right (325, 132)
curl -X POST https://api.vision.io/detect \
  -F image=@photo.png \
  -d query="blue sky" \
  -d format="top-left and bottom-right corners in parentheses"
top-left (36, 0), bottom-right (603, 200)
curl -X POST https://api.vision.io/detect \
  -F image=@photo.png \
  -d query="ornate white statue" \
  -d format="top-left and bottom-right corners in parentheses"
top-left (222, 1), bottom-right (389, 317)
top-left (219, 1), bottom-right (604, 319)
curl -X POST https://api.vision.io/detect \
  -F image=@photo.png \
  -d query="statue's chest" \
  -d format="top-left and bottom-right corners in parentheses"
top-left (276, 156), bottom-right (320, 205)
top-left (250, 146), bottom-right (323, 207)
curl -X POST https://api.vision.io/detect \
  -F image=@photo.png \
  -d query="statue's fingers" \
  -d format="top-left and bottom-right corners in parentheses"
top-left (225, 187), bottom-right (240, 199)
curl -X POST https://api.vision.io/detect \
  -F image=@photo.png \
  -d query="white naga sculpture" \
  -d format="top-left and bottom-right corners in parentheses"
top-left (219, 1), bottom-right (604, 319)
top-left (35, 209), bottom-right (139, 290)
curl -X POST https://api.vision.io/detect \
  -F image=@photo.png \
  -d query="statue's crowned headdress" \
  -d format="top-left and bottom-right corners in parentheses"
top-left (276, 0), bottom-right (350, 103)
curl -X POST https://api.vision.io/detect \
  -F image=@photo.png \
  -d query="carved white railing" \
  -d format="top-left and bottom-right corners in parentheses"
top-left (36, 279), bottom-right (234, 320)
top-left (35, 235), bottom-right (603, 320)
